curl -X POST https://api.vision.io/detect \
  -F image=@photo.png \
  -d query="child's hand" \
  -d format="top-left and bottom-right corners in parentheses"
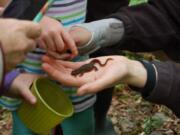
top-left (38, 16), bottom-right (78, 58)
top-left (6, 73), bottom-right (42, 104)
top-left (69, 26), bottom-right (92, 47)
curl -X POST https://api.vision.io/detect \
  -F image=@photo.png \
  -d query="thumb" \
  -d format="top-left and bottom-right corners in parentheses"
top-left (69, 26), bottom-right (91, 46)
top-left (20, 87), bottom-right (37, 105)
top-left (77, 81), bottom-right (104, 96)
top-left (22, 21), bottom-right (42, 39)
top-left (77, 75), bottom-right (115, 96)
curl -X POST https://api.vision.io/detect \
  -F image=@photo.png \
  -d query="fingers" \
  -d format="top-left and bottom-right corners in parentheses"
top-left (54, 32), bottom-right (65, 52)
top-left (38, 30), bottom-right (66, 53)
top-left (20, 87), bottom-right (37, 105)
top-left (42, 63), bottom-right (61, 79)
top-left (42, 55), bottom-right (54, 63)
top-left (42, 55), bottom-right (59, 67)
top-left (37, 18), bottom-right (77, 56)
top-left (42, 33), bottom-right (55, 51)
top-left (77, 72), bottom-right (117, 96)
top-left (62, 30), bottom-right (78, 57)
top-left (59, 60), bottom-right (84, 69)
top-left (38, 38), bottom-right (46, 49)
top-left (47, 51), bottom-right (71, 60)
top-left (77, 81), bottom-right (105, 96)
top-left (42, 55), bottom-right (83, 69)
top-left (42, 63), bottom-right (82, 87)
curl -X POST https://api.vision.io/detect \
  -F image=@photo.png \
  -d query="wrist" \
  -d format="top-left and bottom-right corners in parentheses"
top-left (3, 68), bottom-right (25, 95)
top-left (125, 59), bottom-right (147, 88)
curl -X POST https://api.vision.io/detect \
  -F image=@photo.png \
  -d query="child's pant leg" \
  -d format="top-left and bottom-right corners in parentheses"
top-left (61, 107), bottom-right (95, 135)
top-left (12, 111), bottom-right (37, 135)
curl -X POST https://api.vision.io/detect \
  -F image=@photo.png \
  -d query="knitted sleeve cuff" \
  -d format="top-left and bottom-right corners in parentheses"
top-left (130, 60), bottom-right (157, 98)
top-left (139, 60), bottom-right (157, 98)
top-left (72, 18), bottom-right (124, 55)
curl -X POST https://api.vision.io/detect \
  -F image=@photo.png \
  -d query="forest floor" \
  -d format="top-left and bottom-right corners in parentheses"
top-left (108, 85), bottom-right (180, 135)
top-left (0, 86), bottom-right (180, 135)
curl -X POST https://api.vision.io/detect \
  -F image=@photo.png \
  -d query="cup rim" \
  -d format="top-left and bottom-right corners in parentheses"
top-left (33, 78), bottom-right (74, 118)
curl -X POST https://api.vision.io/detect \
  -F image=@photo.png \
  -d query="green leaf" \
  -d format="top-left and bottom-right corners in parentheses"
top-left (129, 0), bottom-right (148, 6)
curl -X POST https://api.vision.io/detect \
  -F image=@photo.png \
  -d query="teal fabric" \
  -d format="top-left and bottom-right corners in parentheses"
top-left (61, 107), bottom-right (95, 135)
top-left (12, 111), bottom-right (36, 135)
top-left (12, 107), bottom-right (95, 135)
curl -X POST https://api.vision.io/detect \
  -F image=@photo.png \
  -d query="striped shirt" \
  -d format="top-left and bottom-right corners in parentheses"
top-left (0, 0), bottom-right (96, 113)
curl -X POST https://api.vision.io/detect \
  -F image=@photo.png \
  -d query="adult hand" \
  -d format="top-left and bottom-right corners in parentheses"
top-left (6, 73), bottom-right (42, 104)
top-left (0, 0), bottom-right (9, 7)
top-left (0, 19), bottom-right (41, 71)
top-left (38, 16), bottom-right (78, 59)
top-left (0, 7), bottom-right (4, 15)
top-left (42, 55), bottom-right (147, 96)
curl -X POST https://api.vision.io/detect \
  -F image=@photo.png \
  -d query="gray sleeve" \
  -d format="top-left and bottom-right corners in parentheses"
top-left (73, 18), bottom-right (124, 55)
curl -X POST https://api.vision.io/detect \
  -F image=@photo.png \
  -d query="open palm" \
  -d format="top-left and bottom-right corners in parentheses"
top-left (42, 55), bottom-right (129, 95)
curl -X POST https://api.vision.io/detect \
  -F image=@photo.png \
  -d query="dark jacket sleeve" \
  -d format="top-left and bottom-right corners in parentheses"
top-left (142, 61), bottom-right (180, 117)
top-left (109, 0), bottom-right (180, 55)
top-left (86, 0), bottom-right (128, 22)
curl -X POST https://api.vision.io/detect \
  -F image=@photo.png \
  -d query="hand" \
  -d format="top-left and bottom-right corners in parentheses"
top-left (69, 26), bottom-right (92, 47)
top-left (0, 19), bottom-right (41, 71)
top-left (0, 0), bottom-right (9, 6)
top-left (6, 73), bottom-right (42, 104)
top-left (42, 56), bottom-right (147, 96)
top-left (0, 7), bottom-right (4, 15)
top-left (38, 16), bottom-right (78, 59)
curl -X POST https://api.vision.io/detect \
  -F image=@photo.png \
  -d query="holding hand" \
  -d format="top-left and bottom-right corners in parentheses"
top-left (0, 19), bottom-right (41, 71)
top-left (42, 56), bottom-right (147, 96)
top-left (38, 16), bottom-right (78, 59)
top-left (6, 73), bottom-right (42, 104)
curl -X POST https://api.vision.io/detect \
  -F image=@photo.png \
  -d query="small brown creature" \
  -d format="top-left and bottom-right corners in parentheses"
top-left (71, 58), bottom-right (113, 77)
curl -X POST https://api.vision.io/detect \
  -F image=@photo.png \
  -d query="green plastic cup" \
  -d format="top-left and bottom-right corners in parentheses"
top-left (17, 78), bottom-right (74, 135)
